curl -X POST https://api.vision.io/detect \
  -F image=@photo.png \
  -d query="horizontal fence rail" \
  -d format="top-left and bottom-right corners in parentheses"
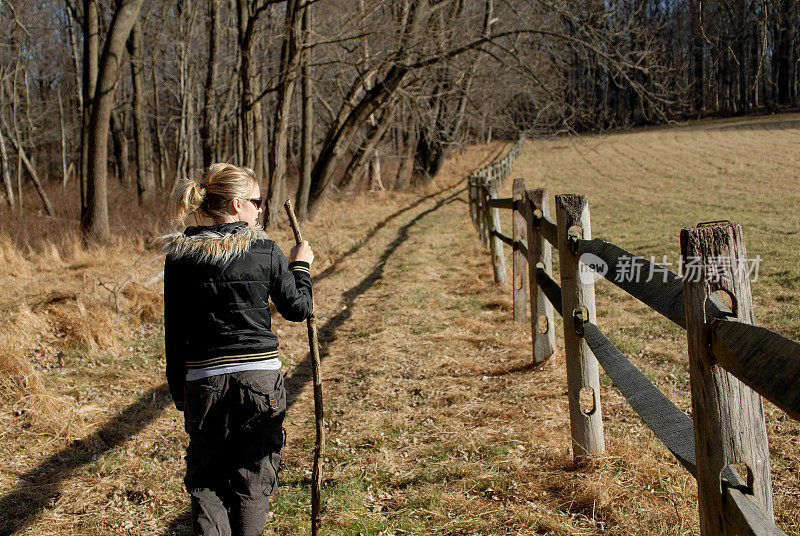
top-left (486, 197), bottom-right (513, 209)
top-left (709, 319), bottom-right (800, 422)
top-left (464, 159), bottom-right (799, 536)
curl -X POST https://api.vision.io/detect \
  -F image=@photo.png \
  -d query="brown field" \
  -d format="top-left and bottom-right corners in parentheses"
top-left (1, 115), bottom-right (799, 535)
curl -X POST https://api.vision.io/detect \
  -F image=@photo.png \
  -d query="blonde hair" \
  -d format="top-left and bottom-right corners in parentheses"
top-left (169, 163), bottom-right (257, 223)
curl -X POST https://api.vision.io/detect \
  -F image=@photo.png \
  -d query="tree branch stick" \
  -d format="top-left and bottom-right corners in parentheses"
top-left (284, 199), bottom-right (324, 536)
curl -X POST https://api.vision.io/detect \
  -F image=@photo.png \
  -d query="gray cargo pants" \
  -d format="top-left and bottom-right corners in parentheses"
top-left (183, 369), bottom-right (286, 536)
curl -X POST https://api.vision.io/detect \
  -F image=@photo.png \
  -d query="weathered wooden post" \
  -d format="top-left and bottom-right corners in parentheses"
top-left (681, 222), bottom-right (773, 535)
top-left (478, 176), bottom-right (489, 247)
top-left (487, 178), bottom-right (507, 284)
top-left (468, 175), bottom-right (478, 229)
top-left (556, 194), bottom-right (604, 460)
top-left (512, 179), bottom-right (529, 321)
top-left (527, 188), bottom-right (555, 364)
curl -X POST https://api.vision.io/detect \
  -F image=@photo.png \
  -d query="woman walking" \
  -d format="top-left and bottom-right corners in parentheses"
top-left (160, 163), bottom-right (313, 536)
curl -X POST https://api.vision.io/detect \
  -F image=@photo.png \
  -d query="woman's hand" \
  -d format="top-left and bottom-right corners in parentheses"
top-left (290, 240), bottom-right (314, 265)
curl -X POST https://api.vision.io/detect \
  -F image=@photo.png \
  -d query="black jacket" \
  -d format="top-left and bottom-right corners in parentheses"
top-left (161, 221), bottom-right (312, 410)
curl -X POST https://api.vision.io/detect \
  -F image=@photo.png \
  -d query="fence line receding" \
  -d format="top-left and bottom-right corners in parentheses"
top-left (465, 138), bottom-right (799, 536)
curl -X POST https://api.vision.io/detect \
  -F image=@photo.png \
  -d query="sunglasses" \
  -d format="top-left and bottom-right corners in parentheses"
top-left (247, 197), bottom-right (263, 210)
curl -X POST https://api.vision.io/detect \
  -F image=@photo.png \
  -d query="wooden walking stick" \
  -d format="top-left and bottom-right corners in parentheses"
top-left (283, 200), bottom-right (324, 536)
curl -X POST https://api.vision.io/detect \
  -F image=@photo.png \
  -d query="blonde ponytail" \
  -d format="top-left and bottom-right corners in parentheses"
top-left (169, 178), bottom-right (206, 223)
top-left (168, 163), bottom-right (256, 224)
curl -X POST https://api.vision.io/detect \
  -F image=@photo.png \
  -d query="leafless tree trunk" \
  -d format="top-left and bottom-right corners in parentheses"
top-left (175, 44), bottom-right (189, 180)
top-left (339, 102), bottom-right (395, 191)
top-left (81, 0), bottom-right (99, 219)
top-left (152, 60), bottom-right (166, 188)
top-left (236, 0), bottom-right (263, 172)
top-left (128, 19), bottom-right (152, 203)
top-left (11, 62), bottom-right (23, 210)
top-left (358, 0), bottom-right (383, 192)
top-left (58, 90), bottom-right (69, 187)
top-left (450, 0), bottom-right (492, 141)
top-left (394, 110), bottom-right (417, 191)
top-left (295, 0), bottom-right (313, 221)
top-left (175, 2), bottom-right (199, 183)
top-left (200, 0), bottom-right (221, 169)
top-left (64, 2), bottom-right (83, 113)
top-left (110, 110), bottom-right (129, 184)
top-left (81, 0), bottom-right (145, 242)
top-left (0, 128), bottom-right (12, 206)
top-left (0, 119), bottom-right (54, 216)
top-left (265, 0), bottom-right (302, 227)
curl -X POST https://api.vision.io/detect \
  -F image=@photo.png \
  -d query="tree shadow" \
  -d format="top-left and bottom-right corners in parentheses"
top-left (705, 118), bottom-right (800, 131)
top-left (0, 384), bottom-right (172, 536)
top-left (481, 360), bottom-right (541, 377)
top-left (285, 184), bottom-right (467, 406)
top-left (313, 183), bottom-right (454, 284)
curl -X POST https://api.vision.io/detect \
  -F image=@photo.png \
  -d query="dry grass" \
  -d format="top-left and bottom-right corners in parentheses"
top-left (1, 118), bottom-right (799, 535)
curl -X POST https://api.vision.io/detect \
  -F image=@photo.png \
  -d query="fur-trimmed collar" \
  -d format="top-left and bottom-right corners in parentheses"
top-left (158, 222), bottom-right (269, 264)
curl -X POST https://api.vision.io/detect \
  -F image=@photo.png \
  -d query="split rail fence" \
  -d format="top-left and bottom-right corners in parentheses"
top-left (466, 140), bottom-right (800, 536)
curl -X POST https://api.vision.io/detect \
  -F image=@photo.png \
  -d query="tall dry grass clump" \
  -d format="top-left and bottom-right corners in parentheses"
top-left (0, 234), bottom-right (29, 270)
top-left (0, 306), bottom-right (77, 434)
top-left (0, 231), bottom-right (166, 436)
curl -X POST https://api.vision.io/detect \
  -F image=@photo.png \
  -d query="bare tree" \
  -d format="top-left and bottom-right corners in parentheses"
top-left (128, 19), bottom-right (153, 203)
top-left (0, 128), bottom-right (13, 207)
top-left (200, 0), bottom-right (222, 169)
top-left (265, 0), bottom-right (302, 226)
top-left (80, 0), bottom-right (99, 218)
top-left (81, 0), bottom-right (145, 241)
top-left (296, 0), bottom-right (314, 221)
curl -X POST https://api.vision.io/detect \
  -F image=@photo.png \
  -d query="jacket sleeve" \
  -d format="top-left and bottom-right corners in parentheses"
top-left (269, 243), bottom-right (313, 322)
top-left (163, 259), bottom-right (186, 411)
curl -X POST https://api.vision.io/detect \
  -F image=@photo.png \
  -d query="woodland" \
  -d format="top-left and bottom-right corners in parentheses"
top-left (0, 0), bottom-right (798, 239)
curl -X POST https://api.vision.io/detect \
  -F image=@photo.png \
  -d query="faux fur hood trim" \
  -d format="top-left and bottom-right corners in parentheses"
top-left (158, 222), bottom-right (269, 264)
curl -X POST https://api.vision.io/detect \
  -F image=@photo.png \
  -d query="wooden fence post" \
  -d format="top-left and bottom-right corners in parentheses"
top-left (681, 223), bottom-right (774, 535)
top-left (478, 177), bottom-right (489, 248)
top-left (468, 175), bottom-right (478, 229)
top-left (527, 188), bottom-right (555, 364)
top-left (487, 178), bottom-right (507, 284)
top-left (512, 179), bottom-right (528, 321)
top-left (556, 194), bottom-right (604, 460)
top-left (479, 177), bottom-right (489, 247)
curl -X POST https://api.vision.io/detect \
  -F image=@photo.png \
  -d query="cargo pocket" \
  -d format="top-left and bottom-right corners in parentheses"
top-left (183, 375), bottom-right (224, 436)
top-left (235, 370), bottom-right (286, 431)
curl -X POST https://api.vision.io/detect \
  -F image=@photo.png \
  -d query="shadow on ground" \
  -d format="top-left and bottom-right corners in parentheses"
top-left (702, 118), bottom-right (800, 131)
top-left (284, 184), bottom-right (467, 407)
top-left (0, 384), bottom-right (172, 536)
top-left (314, 183), bottom-right (453, 283)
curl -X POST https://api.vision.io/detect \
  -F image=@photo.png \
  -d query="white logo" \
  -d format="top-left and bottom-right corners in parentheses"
top-left (578, 253), bottom-right (608, 284)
